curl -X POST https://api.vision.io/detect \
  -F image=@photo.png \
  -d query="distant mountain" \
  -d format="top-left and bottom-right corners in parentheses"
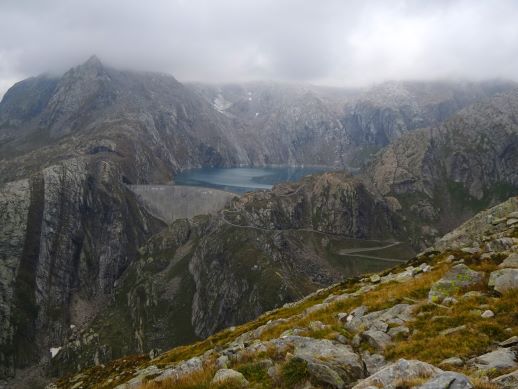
top-left (189, 79), bottom-right (516, 167)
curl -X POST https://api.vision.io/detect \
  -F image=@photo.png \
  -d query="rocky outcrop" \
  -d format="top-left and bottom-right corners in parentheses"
top-left (0, 158), bottom-right (163, 380)
top-left (364, 91), bottom-right (518, 247)
top-left (428, 264), bottom-right (484, 303)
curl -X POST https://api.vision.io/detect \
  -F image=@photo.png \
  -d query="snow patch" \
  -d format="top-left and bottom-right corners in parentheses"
top-left (50, 347), bottom-right (62, 358)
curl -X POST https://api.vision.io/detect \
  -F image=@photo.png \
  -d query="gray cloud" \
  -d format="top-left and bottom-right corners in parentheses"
top-left (1, 0), bottom-right (518, 96)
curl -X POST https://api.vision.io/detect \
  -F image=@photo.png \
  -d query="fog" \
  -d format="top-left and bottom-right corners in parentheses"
top-left (1, 0), bottom-right (518, 96)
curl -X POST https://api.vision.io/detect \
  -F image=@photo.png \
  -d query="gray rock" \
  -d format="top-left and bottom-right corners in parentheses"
top-left (492, 369), bottom-right (518, 388)
top-left (499, 253), bottom-right (518, 268)
top-left (370, 274), bottom-right (381, 283)
top-left (387, 326), bottom-right (410, 338)
top-left (499, 336), bottom-right (518, 347)
top-left (461, 247), bottom-right (480, 254)
top-left (442, 297), bottom-right (458, 306)
top-left (361, 351), bottom-right (386, 375)
top-left (337, 312), bottom-right (348, 323)
top-left (439, 357), bottom-right (464, 367)
top-left (428, 264), bottom-right (484, 302)
top-left (154, 357), bottom-right (204, 383)
top-left (489, 269), bottom-right (518, 293)
top-left (361, 330), bottom-right (392, 351)
top-left (211, 369), bottom-right (249, 387)
top-left (216, 355), bottom-right (229, 369)
top-left (470, 348), bottom-right (518, 370)
top-left (346, 304), bottom-right (413, 333)
top-left (352, 359), bottom-right (442, 389)
top-left (440, 325), bottom-right (467, 336)
top-left (481, 310), bottom-right (494, 318)
top-left (304, 359), bottom-right (345, 389)
top-left (275, 336), bottom-right (365, 384)
top-left (417, 372), bottom-right (473, 389)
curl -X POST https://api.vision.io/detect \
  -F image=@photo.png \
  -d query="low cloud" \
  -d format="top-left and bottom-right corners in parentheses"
top-left (1, 0), bottom-right (518, 96)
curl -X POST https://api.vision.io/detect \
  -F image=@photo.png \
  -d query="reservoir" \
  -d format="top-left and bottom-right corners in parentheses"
top-left (174, 166), bottom-right (331, 194)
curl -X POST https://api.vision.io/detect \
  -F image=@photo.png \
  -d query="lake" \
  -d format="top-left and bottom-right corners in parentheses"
top-left (174, 166), bottom-right (332, 194)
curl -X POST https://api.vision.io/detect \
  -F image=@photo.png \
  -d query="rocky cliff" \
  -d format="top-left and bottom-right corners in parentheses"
top-left (189, 79), bottom-right (516, 167)
top-left (364, 89), bottom-right (518, 247)
top-left (0, 157), bottom-right (164, 383)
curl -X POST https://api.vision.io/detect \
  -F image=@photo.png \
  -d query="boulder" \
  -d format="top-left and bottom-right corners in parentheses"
top-left (499, 336), bottom-right (518, 347)
top-left (417, 372), bottom-right (473, 389)
top-left (387, 326), bottom-right (410, 338)
top-left (370, 274), bottom-right (381, 283)
top-left (499, 253), bottom-right (518, 268)
top-left (439, 357), bottom-right (464, 367)
top-left (273, 336), bottom-right (365, 384)
top-left (345, 304), bottom-right (413, 333)
top-left (304, 359), bottom-right (345, 389)
top-left (361, 351), bottom-right (386, 375)
top-left (489, 269), bottom-right (518, 293)
top-left (211, 369), bottom-right (249, 387)
top-left (428, 264), bottom-right (483, 302)
top-left (470, 348), bottom-right (518, 371)
top-left (361, 330), bottom-right (392, 351)
top-left (481, 310), bottom-right (494, 318)
top-left (352, 359), bottom-right (442, 389)
top-left (154, 357), bottom-right (203, 383)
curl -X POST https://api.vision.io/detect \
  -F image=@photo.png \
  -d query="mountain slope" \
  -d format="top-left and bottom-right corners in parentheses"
top-left (47, 172), bottom-right (414, 379)
top-left (189, 79), bottom-right (516, 167)
top-left (54, 196), bottom-right (518, 389)
top-left (364, 89), bottom-right (518, 247)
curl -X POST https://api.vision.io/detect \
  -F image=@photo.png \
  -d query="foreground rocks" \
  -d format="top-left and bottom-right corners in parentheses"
top-left (428, 264), bottom-right (483, 302)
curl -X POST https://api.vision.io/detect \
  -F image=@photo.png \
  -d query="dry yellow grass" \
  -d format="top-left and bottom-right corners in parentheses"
top-left (139, 364), bottom-right (216, 389)
top-left (76, 251), bottom-right (518, 389)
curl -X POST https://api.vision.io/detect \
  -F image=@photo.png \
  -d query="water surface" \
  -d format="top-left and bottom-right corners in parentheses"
top-left (174, 166), bottom-right (331, 194)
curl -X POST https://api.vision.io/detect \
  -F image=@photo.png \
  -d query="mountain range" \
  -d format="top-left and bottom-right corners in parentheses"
top-left (0, 57), bottom-right (517, 388)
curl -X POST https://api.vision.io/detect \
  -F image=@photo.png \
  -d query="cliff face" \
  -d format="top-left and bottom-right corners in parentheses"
top-left (364, 89), bottom-right (518, 247)
top-left (0, 157), bottom-right (164, 379)
top-left (189, 79), bottom-right (516, 167)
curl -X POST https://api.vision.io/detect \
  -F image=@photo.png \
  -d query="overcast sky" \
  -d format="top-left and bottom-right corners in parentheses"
top-left (1, 0), bottom-right (518, 97)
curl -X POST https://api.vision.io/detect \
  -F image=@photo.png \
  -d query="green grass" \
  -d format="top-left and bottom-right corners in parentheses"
top-left (280, 358), bottom-right (309, 387)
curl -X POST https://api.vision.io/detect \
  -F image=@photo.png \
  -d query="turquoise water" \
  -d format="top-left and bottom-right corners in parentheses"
top-left (174, 166), bottom-right (331, 194)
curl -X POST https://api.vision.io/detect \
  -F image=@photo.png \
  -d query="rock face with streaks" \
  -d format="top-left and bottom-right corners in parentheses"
top-left (0, 158), bottom-right (163, 380)
top-left (364, 90), bottom-right (518, 247)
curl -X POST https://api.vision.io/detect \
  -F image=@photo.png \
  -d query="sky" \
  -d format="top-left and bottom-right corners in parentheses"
top-left (1, 0), bottom-right (518, 97)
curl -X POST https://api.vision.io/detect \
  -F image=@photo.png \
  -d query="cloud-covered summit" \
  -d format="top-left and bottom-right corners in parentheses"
top-left (1, 0), bottom-right (518, 97)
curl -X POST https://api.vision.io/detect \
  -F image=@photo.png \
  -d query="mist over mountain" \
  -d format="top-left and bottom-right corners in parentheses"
top-left (0, 55), bottom-right (517, 388)
top-left (1, 1), bottom-right (518, 388)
